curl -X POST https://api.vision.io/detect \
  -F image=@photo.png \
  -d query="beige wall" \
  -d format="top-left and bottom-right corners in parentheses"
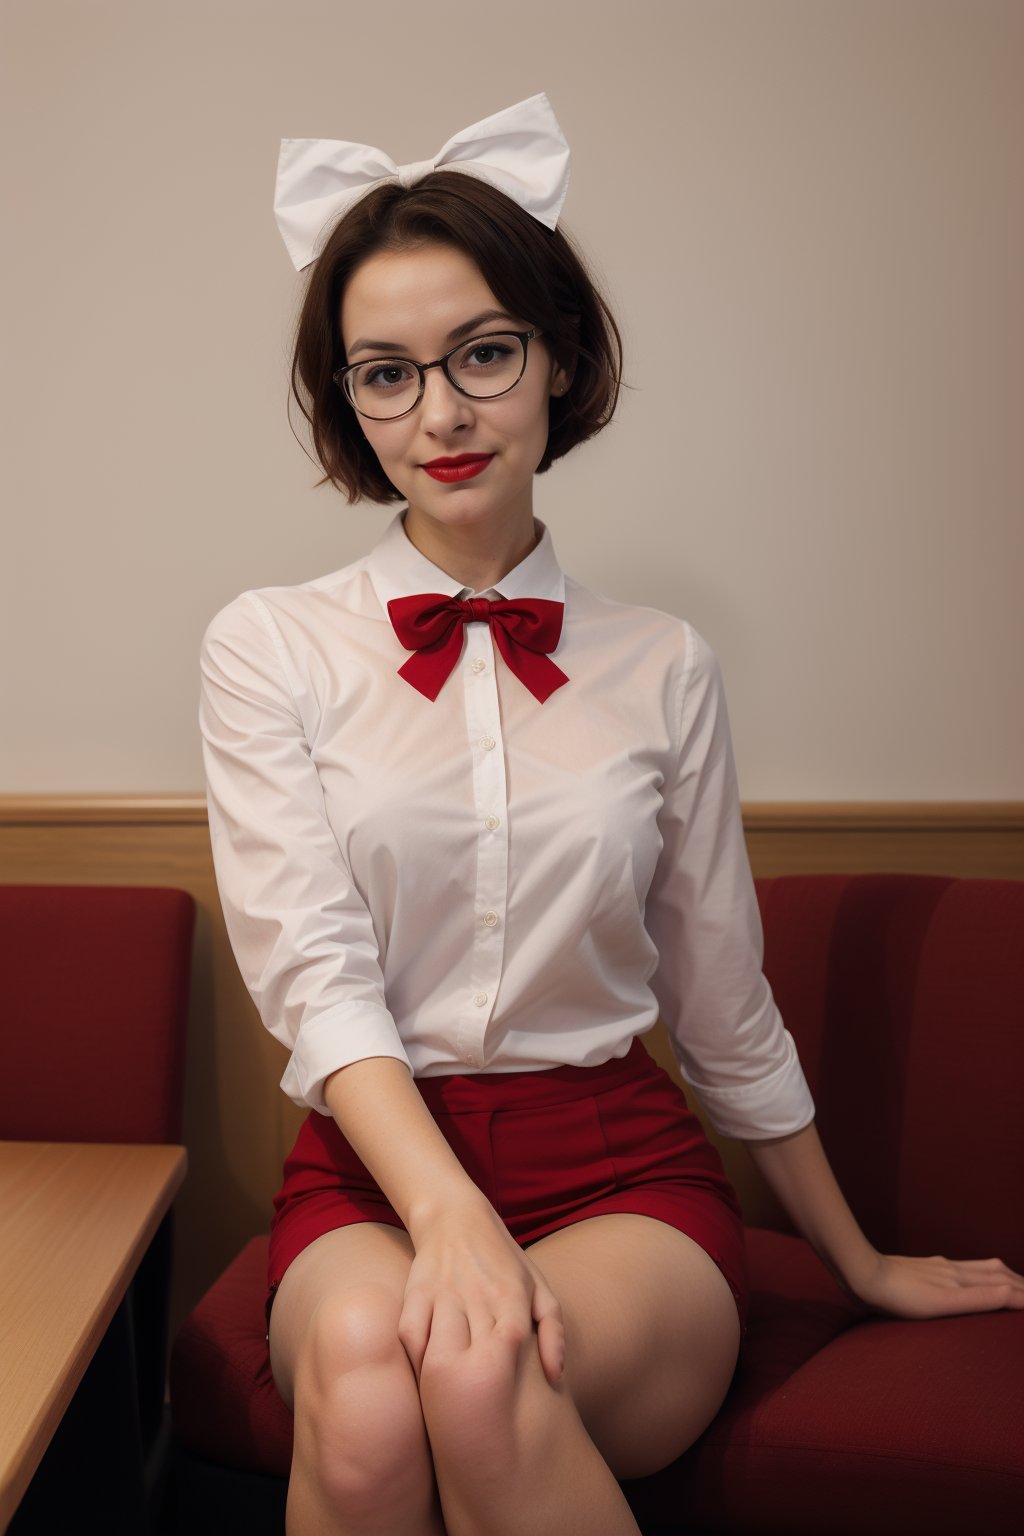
top-left (2, 0), bottom-right (1022, 800)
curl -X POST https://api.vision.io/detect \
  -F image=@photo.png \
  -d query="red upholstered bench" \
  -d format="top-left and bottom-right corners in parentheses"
top-left (171, 875), bottom-right (1024, 1534)
top-left (0, 883), bottom-right (195, 1532)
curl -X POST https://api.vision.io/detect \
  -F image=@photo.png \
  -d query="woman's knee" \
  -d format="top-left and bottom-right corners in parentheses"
top-left (298, 1283), bottom-right (406, 1384)
top-left (418, 1322), bottom-right (546, 1460)
top-left (292, 1286), bottom-right (434, 1515)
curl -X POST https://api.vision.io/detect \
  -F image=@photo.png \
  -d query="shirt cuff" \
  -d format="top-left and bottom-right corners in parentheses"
top-left (281, 1002), bottom-right (413, 1114)
top-left (685, 1033), bottom-right (816, 1140)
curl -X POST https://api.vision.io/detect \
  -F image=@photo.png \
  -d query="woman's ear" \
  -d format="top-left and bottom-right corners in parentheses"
top-left (550, 359), bottom-right (574, 397)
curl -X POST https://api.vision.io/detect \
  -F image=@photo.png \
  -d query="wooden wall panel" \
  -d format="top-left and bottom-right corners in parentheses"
top-left (744, 803), bottom-right (1024, 880)
top-left (2, 797), bottom-right (1022, 1333)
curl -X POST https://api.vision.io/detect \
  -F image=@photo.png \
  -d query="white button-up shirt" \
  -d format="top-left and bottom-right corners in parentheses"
top-left (200, 514), bottom-right (815, 1139)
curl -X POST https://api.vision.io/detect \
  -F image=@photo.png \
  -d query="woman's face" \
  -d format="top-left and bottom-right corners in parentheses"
top-left (339, 243), bottom-right (568, 548)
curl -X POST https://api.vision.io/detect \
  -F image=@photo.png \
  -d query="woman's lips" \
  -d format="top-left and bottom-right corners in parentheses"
top-left (421, 454), bottom-right (494, 483)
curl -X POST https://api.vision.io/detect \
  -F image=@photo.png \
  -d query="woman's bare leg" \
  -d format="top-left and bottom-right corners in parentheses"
top-left (420, 1328), bottom-right (640, 1536)
top-left (268, 1212), bottom-right (738, 1535)
top-left (268, 1222), bottom-right (444, 1536)
top-left (417, 1213), bottom-right (740, 1535)
top-left (526, 1214), bottom-right (741, 1477)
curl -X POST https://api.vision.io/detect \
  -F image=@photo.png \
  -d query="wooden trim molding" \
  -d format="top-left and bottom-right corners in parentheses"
top-left (740, 802), bottom-right (1024, 882)
top-left (0, 796), bottom-right (208, 827)
top-left (2, 794), bottom-right (1022, 882)
top-left (741, 802), bottom-right (1024, 831)
top-left (3, 794), bottom-right (1022, 832)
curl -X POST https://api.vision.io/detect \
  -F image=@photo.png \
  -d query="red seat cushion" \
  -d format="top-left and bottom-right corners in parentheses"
top-left (172, 1230), bottom-right (1024, 1534)
top-left (171, 1236), bottom-right (293, 1476)
top-left (692, 1312), bottom-right (1024, 1535)
top-left (630, 1229), bottom-right (1024, 1535)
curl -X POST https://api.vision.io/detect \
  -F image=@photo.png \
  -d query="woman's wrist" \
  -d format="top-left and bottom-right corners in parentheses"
top-left (817, 1236), bottom-right (883, 1301)
top-left (405, 1183), bottom-right (497, 1244)
top-left (745, 1121), bottom-right (881, 1298)
top-left (323, 1055), bottom-right (495, 1239)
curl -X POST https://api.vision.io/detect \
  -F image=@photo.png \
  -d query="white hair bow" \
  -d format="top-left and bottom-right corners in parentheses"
top-left (274, 92), bottom-right (571, 271)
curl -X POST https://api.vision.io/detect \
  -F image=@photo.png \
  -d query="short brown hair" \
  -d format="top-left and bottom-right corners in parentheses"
top-left (289, 171), bottom-right (623, 503)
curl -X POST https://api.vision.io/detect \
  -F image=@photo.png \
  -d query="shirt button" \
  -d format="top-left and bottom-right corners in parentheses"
top-left (474, 992), bottom-right (488, 1007)
top-left (479, 736), bottom-right (496, 751)
top-left (471, 658), bottom-right (486, 674)
top-left (483, 910), bottom-right (499, 927)
top-left (484, 814), bottom-right (500, 831)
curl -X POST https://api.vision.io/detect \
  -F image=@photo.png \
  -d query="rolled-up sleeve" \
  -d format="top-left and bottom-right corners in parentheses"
top-left (644, 629), bottom-right (815, 1140)
top-left (199, 592), bottom-right (411, 1113)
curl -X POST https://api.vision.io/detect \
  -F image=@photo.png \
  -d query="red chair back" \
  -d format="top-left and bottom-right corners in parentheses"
top-left (757, 874), bottom-right (1024, 1271)
top-left (0, 884), bottom-right (194, 1143)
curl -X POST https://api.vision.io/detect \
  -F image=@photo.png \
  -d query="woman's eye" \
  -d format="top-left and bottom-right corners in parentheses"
top-left (460, 339), bottom-right (514, 370)
top-left (363, 362), bottom-right (415, 390)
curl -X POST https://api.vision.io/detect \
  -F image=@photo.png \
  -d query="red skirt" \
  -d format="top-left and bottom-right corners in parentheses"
top-left (267, 1037), bottom-right (748, 1327)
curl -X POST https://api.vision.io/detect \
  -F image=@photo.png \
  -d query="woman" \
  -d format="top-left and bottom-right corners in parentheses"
top-left (200, 95), bottom-right (1022, 1536)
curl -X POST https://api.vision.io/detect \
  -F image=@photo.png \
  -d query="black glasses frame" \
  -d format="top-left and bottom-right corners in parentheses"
top-left (333, 329), bottom-right (544, 421)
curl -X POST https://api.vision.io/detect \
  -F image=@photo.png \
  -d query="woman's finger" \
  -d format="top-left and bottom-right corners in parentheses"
top-left (949, 1258), bottom-right (1024, 1289)
top-left (397, 1288), bottom-right (433, 1379)
top-left (531, 1277), bottom-right (566, 1385)
top-left (427, 1289), bottom-right (473, 1358)
top-left (872, 1253), bottom-right (1024, 1317)
top-left (922, 1280), bottom-right (1024, 1315)
top-left (463, 1296), bottom-right (498, 1348)
top-left (910, 1256), bottom-right (1024, 1296)
top-left (535, 1314), bottom-right (566, 1384)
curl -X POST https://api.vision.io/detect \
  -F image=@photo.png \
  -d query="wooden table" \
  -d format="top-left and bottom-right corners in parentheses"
top-left (0, 1140), bottom-right (187, 1531)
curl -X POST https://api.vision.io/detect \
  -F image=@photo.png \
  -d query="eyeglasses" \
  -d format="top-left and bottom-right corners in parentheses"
top-left (334, 330), bottom-right (544, 421)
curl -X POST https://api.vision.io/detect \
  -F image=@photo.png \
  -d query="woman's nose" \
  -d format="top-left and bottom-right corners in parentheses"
top-left (417, 366), bottom-right (474, 435)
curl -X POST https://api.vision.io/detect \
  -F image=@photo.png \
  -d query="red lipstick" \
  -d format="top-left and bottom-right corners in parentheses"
top-left (421, 454), bottom-right (494, 483)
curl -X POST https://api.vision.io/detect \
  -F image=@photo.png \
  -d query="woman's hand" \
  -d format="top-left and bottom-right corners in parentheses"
top-left (321, 1058), bottom-right (565, 1384)
top-left (398, 1194), bottom-right (565, 1386)
top-left (849, 1251), bottom-right (1024, 1319)
top-left (746, 1124), bottom-right (1024, 1321)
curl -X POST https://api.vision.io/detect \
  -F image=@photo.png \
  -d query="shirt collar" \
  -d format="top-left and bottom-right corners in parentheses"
top-left (367, 512), bottom-right (566, 610)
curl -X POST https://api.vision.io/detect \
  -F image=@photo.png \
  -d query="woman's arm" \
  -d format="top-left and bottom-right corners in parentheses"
top-left (645, 631), bottom-right (815, 1138)
top-left (643, 635), bottom-right (1022, 1318)
top-left (200, 595), bottom-right (411, 1108)
top-left (746, 1121), bottom-right (1024, 1316)
top-left (324, 1057), bottom-right (566, 1384)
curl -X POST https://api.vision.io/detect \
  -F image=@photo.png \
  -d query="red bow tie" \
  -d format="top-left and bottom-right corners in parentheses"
top-left (387, 593), bottom-right (569, 703)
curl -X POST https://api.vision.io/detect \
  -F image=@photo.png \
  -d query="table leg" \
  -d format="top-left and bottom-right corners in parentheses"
top-left (7, 1292), bottom-right (148, 1535)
